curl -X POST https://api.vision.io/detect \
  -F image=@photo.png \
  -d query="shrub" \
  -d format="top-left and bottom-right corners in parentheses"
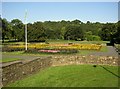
top-left (60, 49), bottom-right (78, 54)
top-left (24, 48), bottom-right (38, 53)
top-left (2, 46), bottom-right (24, 52)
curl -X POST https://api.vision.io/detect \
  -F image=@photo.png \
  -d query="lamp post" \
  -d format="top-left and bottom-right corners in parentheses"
top-left (24, 10), bottom-right (27, 50)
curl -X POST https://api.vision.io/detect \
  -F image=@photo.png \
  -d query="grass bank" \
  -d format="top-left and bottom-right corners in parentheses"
top-left (7, 65), bottom-right (118, 87)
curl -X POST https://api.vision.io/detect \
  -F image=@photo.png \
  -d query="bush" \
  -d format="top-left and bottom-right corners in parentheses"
top-left (86, 35), bottom-right (101, 41)
top-left (60, 49), bottom-right (78, 54)
top-left (68, 43), bottom-right (73, 45)
top-left (24, 48), bottom-right (38, 53)
top-left (2, 46), bottom-right (24, 52)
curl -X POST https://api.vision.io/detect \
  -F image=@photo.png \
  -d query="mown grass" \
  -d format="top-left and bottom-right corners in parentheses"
top-left (2, 51), bottom-right (51, 56)
top-left (1, 58), bottom-right (21, 63)
top-left (43, 40), bottom-right (109, 44)
top-left (2, 40), bottom-right (109, 45)
top-left (99, 46), bottom-right (108, 52)
top-left (7, 65), bottom-right (119, 87)
top-left (76, 46), bottom-right (108, 55)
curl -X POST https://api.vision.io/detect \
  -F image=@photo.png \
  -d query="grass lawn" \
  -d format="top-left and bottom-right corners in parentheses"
top-left (77, 46), bottom-right (108, 55)
top-left (2, 51), bottom-right (25, 55)
top-left (40, 39), bottom-right (109, 44)
top-left (100, 45), bottom-right (108, 52)
top-left (2, 51), bottom-right (51, 56)
top-left (1, 58), bottom-right (21, 63)
top-left (7, 65), bottom-right (119, 87)
top-left (2, 40), bottom-right (109, 45)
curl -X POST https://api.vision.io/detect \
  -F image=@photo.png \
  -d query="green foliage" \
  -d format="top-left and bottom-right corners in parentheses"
top-left (45, 29), bottom-right (56, 39)
top-left (1, 17), bottom-right (119, 43)
top-left (71, 19), bottom-right (82, 24)
top-left (64, 25), bottom-right (84, 40)
top-left (91, 35), bottom-right (101, 41)
top-left (11, 19), bottom-right (24, 41)
top-left (85, 31), bottom-right (101, 41)
top-left (0, 17), bottom-right (2, 40)
top-left (113, 21), bottom-right (120, 44)
top-left (2, 18), bottom-right (12, 42)
top-left (99, 23), bottom-right (117, 41)
top-left (27, 22), bottom-right (47, 42)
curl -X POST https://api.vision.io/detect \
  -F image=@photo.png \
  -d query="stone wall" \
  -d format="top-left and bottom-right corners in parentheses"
top-left (2, 56), bottom-right (52, 86)
top-left (1, 55), bottom-right (119, 87)
top-left (51, 55), bottom-right (119, 66)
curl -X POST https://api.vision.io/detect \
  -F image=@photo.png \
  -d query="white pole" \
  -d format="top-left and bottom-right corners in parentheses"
top-left (25, 10), bottom-right (27, 50)
top-left (25, 23), bottom-right (27, 50)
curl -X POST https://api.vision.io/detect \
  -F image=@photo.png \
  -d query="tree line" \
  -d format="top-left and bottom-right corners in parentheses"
top-left (1, 17), bottom-right (120, 44)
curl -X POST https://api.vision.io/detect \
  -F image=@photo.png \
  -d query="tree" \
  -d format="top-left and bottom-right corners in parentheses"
top-left (85, 31), bottom-right (101, 41)
top-left (87, 21), bottom-right (91, 24)
top-left (1, 17), bottom-right (118, 42)
top-left (2, 18), bottom-right (12, 42)
top-left (64, 25), bottom-right (84, 40)
top-left (11, 19), bottom-right (24, 41)
top-left (0, 16), bottom-right (2, 40)
top-left (99, 23), bottom-right (117, 41)
top-left (45, 29), bottom-right (56, 39)
top-left (27, 22), bottom-right (47, 42)
top-left (85, 31), bottom-right (92, 41)
top-left (71, 19), bottom-right (81, 25)
top-left (61, 27), bottom-right (66, 39)
top-left (113, 21), bottom-right (120, 43)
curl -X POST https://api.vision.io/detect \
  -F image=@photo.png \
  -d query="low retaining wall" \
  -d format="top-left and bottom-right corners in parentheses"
top-left (2, 56), bottom-right (52, 86)
top-left (51, 55), bottom-right (119, 66)
top-left (1, 55), bottom-right (119, 87)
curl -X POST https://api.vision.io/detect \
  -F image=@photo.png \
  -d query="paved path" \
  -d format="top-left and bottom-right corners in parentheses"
top-left (89, 46), bottom-right (119, 57)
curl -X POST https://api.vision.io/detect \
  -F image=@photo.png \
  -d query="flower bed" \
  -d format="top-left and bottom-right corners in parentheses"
top-left (9, 43), bottom-right (102, 50)
top-left (38, 49), bottom-right (60, 53)
top-left (2, 43), bottom-right (102, 52)
top-left (25, 48), bottom-right (78, 54)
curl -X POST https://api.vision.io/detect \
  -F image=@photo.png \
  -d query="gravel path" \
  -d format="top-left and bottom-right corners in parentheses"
top-left (89, 46), bottom-right (119, 57)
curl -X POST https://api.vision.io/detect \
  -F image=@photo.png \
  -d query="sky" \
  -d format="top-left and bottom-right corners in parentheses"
top-left (1, 2), bottom-right (118, 23)
top-left (1, 0), bottom-right (120, 2)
